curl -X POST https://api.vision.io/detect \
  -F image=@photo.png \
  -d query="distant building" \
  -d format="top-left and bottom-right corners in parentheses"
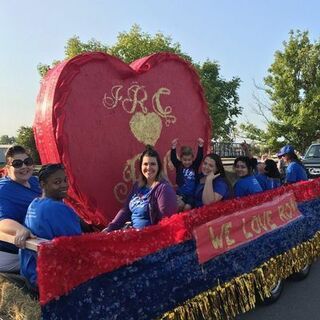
top-left (0, 145), bottom-right (11, 164)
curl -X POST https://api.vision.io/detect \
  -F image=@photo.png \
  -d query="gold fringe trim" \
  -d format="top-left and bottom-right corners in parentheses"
top-left (158, 231), bottom-right (320, 320)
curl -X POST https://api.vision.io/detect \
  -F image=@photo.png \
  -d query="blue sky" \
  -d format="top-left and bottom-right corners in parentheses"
top-left (1, 0), bottom-right (320, 137)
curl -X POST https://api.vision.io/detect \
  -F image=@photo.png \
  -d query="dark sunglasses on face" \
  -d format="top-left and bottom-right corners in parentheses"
top-left (10, 157), bottom-right (34, 168)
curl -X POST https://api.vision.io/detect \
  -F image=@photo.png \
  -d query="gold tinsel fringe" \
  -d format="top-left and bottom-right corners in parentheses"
top-left (158, 231), bottom-right (320, 320)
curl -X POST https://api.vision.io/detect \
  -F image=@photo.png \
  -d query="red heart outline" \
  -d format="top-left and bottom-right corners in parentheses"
top-left (34, 52), bottom-right (211, 227)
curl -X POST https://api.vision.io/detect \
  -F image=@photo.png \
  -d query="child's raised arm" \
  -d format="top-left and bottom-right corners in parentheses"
top-left (193, 137), bottom-right (204, 170)
top-left (170, 138), bottom-right (181, 168)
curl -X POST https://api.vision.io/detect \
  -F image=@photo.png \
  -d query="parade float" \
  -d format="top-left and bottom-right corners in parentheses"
top-left (1, 52), bottom-right (320, 320)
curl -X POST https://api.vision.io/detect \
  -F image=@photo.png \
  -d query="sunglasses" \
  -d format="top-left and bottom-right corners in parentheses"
top-left (10, 157), bottom-right (34, 169)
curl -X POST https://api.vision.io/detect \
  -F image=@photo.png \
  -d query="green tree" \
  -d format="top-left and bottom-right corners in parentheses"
top-left (196, 61), bottom-right (241, 140)
top-left (109, 24), bottom-right (191, 63)
top-left (38, 24), bottom-right (242, 140)
top-left (0, 135), bottom-right (15, 144)
top-left (242, 30), bottom-right (320, 153)
top-left (15, 126), bottom-right (40, 164)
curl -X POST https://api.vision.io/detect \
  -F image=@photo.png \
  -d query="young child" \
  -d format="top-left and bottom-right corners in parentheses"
top-left (20, 163), bottom-right (81, 290)
top-left (170, 138), bottom-right (204, 211)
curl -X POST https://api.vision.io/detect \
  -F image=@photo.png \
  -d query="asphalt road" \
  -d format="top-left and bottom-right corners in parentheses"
top-left (236, 259), bottom-right (320, 320)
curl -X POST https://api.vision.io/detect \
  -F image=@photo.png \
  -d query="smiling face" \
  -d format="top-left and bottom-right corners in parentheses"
top-left (201, 157), bottom-right (217, 176)
top-left (181, 155), bottom-right (193, 168)
top-left (41, 169), bottom-right (69, 200)
top-left (6, 153), bottom-right (34, 184)
top-left (141, 156), bottom-right (159, 185)
top-left (235, 161), bottom-right (249, 177)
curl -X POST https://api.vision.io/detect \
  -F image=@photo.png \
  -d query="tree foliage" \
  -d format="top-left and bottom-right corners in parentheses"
top-left (241, 30), bottom-right (320, 153)
top-left (109, 24), bottom-right (191, 63)
top-left (196, 61), bottom-right (241, 140)
top-left (15, 126), bottom-right (40, 164)
top-left (37, 24), bottom-right (242, 140)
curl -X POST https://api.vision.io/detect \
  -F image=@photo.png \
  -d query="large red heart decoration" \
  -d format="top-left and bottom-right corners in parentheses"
top-left (34, 52), bottom-right (211, 227)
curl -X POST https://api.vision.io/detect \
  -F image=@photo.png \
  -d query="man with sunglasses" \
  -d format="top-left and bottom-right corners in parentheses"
top-left (0, 145), bottom-right (41, 273)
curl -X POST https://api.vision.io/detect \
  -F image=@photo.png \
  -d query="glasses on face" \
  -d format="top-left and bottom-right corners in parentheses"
top-left (10, 157), bottom-right (34, 169)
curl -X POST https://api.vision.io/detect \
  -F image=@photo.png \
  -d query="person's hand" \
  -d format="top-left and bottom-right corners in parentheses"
top-left (14, 227), bottom-right (36, 249)
top-left (171, 138), bottom-right (178, 149)
top-left (177, 195), bottom-right (185, 212)
top-left (205, 172), bottom-right (220, 181)
top-left (198, 138), bottom-right (204, 147)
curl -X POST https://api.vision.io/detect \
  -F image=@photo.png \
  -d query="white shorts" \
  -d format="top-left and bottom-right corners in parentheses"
top-left (0, 251), bottom-right (19, 273)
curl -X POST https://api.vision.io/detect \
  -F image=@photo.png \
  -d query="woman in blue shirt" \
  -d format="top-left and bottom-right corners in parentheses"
top-left (104, 145), bottom-right (177, 232)
top-left (20, 163), bottom-right (81, 289)
top-left (0, 145), bottom-right (41, 272)
top-left (255, 159), bottom-right (281, 191)
top-left (234, 156), bottom-right (263, 197)
top-left (194, 154), bottom-right (231, 207)
top-left (277, 145), bottom-right (308, 184)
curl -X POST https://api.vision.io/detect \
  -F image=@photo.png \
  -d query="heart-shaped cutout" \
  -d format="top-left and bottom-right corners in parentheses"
top-left (129, 112), bottom-right (162, 146)
top-left (34, 52), bottom-right (211, 226)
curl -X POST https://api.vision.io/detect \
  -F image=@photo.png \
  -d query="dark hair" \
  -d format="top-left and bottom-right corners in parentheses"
top-left (204, 153), bottom-right (233, 198)
top-left (285, 152), bottom-right (303, 165)
top-left (5, 145), bottom-right (30, 164)
top-left (38, 163), bottom-right (65, 183)
top-left (234, 156), bottom-right (254, 174)
top-left (264, 159), bottom-right (280, 179)
top-left (139, 145), bottom-right (163, 185)
top-left (205, 153), bottom-right (226, 177)
top-left (180, 146), bottom-right (193, 157)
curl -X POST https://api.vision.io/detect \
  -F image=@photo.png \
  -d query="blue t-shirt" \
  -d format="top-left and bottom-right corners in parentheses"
top-left (255, 174), bottom-right (281, 191)
top-left (129, 186), bottom-right (152, 229)
top-left (194, 176), bottom-right (229, 208)
top-left (234, 175), bottom-right (263, 198)
top-left (177, 168), bottom-right (196, 196)
top-left (286, 162), bottom-right (308, 183)
top-left (20, 198), bottom-right (81, 287)
top-left (0, 176), bottom-right (41, 254)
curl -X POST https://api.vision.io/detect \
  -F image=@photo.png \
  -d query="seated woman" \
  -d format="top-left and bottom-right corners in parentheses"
top-left (255, 159), bottom-right (281, 191)
top-left (104, 146), bottom-right (177, 232)
top-left (20, 164), bottom-right (82, 289)
top-left (194, 154), bottom-right (231, 208)
top-left (277, 145), bottom-right (308, 183)
top-left (0, 145), bottom-right (41, 273)
top-left (233, 156), bottom-right (263, 197)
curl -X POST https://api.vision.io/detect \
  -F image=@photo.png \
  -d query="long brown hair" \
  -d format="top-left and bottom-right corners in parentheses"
top-left (138, 145), bottom-right (164, 186)
top-left (204, 153), bottom-right (233, 198)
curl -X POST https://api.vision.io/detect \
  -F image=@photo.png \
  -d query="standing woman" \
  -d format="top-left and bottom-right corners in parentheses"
top-left (104, 145), bottom-right (177, 232)
top-left (194, 154), bottom-right (231, 208)
top-left (277, 145), bottom-right (308, 183)
top-left (233, 156), bottom-right (263, 197)
top-left (0, 146), bottom-right (41, 272)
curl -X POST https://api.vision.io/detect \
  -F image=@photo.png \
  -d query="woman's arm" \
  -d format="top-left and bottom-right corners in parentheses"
top-left (202, 173), bottom-right (223, 205)
top-left (0, 219), bottom-right (34, 248)
top-left (102, 184), bottom-right (137, 232)
top-left (156, 183), bottom-right (178, 219)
